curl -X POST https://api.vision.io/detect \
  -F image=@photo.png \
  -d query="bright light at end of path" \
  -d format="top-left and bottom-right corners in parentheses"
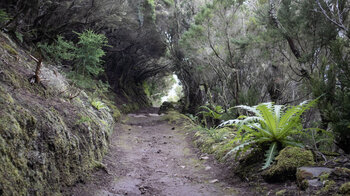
top-left (161, 74), bottom-right (182, 103)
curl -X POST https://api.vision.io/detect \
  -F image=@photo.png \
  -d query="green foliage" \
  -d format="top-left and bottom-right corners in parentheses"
top-left (144, 0), bottom-right (156, 22)
top-left (197, 104), bottom-right (224, 128)
top-left (0, 9), bottom-right (11, 26)
top-left (220, 100), bottom-right (317, 169)
top-left (263, 147), bottom-right (314, 181)
top-left (197, 127), bottom-right (231, 143)
top-left (15, 32), bottom-right (23, 43)
top-left (76, 115), bottom-right (92, 125)
top-left (310, 37), bottom-right (350, 153)
top-left (198, 104), bottom-right (224, 119)
top-left (238, 87), bottom-right (260, 106)
top-left (74, 30), bottom-right (108, 77)
top-left (38, 30), bottom-right (109, 89)
top-left (297, 128), bottom-right (334, 152)
top-left (162, 0), bottom-right (174, 6)
top-left (39, 30), bottom-right (108, 77)
top-left (39, 36), bottom-right (76, 62)
top-left (91, 100), bottom-right (106, 110)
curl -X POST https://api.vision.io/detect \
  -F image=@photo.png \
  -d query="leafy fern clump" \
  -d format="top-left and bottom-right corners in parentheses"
top-left (220, 99), bottom-right (317, 169)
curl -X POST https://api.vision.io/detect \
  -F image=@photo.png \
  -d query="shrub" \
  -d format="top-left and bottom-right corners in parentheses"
top-left (38, 36), bottom-right (76, 62)
top-left (219, 100), bottom-right (317, 169)
top-left (38, 30), bottom-right (109, 89)
top-left (74, 30), bottom-right (108, 77)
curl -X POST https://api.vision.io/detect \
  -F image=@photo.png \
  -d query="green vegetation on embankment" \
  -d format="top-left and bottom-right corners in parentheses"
top-left (0, 32), bottom-right (121, 195)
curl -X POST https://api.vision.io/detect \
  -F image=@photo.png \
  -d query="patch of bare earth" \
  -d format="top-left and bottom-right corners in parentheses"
top-left (69, 109), bottom-right (253, 196)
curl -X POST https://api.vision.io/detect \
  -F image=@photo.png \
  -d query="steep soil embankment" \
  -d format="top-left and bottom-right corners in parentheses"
top-left (0, 32), bottom-right (117, 195)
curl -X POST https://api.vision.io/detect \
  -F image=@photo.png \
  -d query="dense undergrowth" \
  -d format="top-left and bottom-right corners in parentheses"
top-left (160, 101), bottom-right (349, 195)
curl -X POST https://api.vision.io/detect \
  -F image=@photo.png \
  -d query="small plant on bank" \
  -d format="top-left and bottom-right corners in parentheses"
top-left (91, 100), bottom-right (106, 110)
top-left (219, 99), bottom-right (318, 169)
top-left (38, 30), bottom-right (109, 89)
top-left (197, 104), bottom-right (224, 128)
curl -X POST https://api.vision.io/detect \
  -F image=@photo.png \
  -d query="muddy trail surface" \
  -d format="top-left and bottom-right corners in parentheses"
top-left (70, 108), bottom-right (245, 196)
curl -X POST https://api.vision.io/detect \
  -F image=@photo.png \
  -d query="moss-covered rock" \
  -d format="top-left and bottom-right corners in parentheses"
top-left (234, 148), bottom-right (265, 181)
top-left (330, 167), bottom-right (350, 180)
top-left (316, 180), bottom-right (336, 195)
top-left (339, 182), bottom-right (350, 195)
top-left (262, 147), bottom-right (315, 182)
top-left (296, 167), bottom-right (333, 190)
top-left (0, 32), bottom-right (116, 195)
top-left (275, 189), bottom-right (287, 196)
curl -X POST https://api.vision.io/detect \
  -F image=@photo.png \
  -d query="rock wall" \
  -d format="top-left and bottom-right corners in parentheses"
top-left (0, 32), bottom-right (116, 195)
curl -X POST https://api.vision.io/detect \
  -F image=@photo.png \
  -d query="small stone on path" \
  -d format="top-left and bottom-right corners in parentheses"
top-left (210, 179), bottom-right (219, 183)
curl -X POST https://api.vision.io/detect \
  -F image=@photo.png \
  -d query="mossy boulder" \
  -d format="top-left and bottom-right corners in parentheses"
top-left (262, 147), bottom-right (315, 182)
top-left (296, 167), bottom-right (333, 190)
top-left (339, 182), bottom-right (350, 195)
top-left (234, 148), bottom-right (265, 181)
top-left (329, 167), bottom-right (350, 181)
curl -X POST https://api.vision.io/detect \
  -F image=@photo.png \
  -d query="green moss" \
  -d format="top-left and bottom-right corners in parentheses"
top-left (275, 189), bottom-right (287, 196)
top-left (162, 0), bottom-right (174, 6)
top-left (263, 147), bottom-right (315, 182)
top-left (316, 180), bottom-right (336, 195)
top-left (319, 173), bottom-right (330, 182)
top-left (299, 179), bottom-right (309, 191)
top-left (104, 100), bottom-right (121, 121)
top-left (2, 69), bottom-right (21, 88)
top-left (0, 85), bottom-right (14, 104)
top-left (331, 167), bottom-right (350, 178)
top-left (213, 141), bottom-right (237, 161)
top-left (2, 43), bottom-right (18, 55)
top-left (0, 32), bottom-right (117, 195)
top-left (339, 182), bottom-right (350, 195)
top-left (121, 102), bottom-right (140, 113)
top-left (161, 111), bottom-right (193, 125)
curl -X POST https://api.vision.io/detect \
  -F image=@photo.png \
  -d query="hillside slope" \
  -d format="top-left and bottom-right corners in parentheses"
top-left (0, 32), bottom-right (117, 195)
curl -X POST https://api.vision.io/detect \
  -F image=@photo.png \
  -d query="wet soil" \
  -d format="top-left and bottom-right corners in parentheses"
top-left (69, 109), bottom-right (248, 196)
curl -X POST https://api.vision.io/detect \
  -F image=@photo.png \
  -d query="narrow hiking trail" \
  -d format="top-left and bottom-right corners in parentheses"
top-left (69, 109), bottom-right (245, 196)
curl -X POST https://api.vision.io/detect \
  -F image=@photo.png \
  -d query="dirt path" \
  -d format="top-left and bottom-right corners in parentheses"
top-left (70, 110), bottom-right (240, 196)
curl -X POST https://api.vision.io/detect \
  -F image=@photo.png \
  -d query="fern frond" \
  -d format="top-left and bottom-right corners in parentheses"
top-left (223, 140), bottom-right (254, 160)
top-left (235, 105), bottom-right (260, 116)
top-left (218, 119), bottom-right (241, 127)
top-left (257, 104), bottom-right (277, 134)
top-left (262, 142), bottom-right (278, 169)
top-left (273, 104), bottom-right (284, 124)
